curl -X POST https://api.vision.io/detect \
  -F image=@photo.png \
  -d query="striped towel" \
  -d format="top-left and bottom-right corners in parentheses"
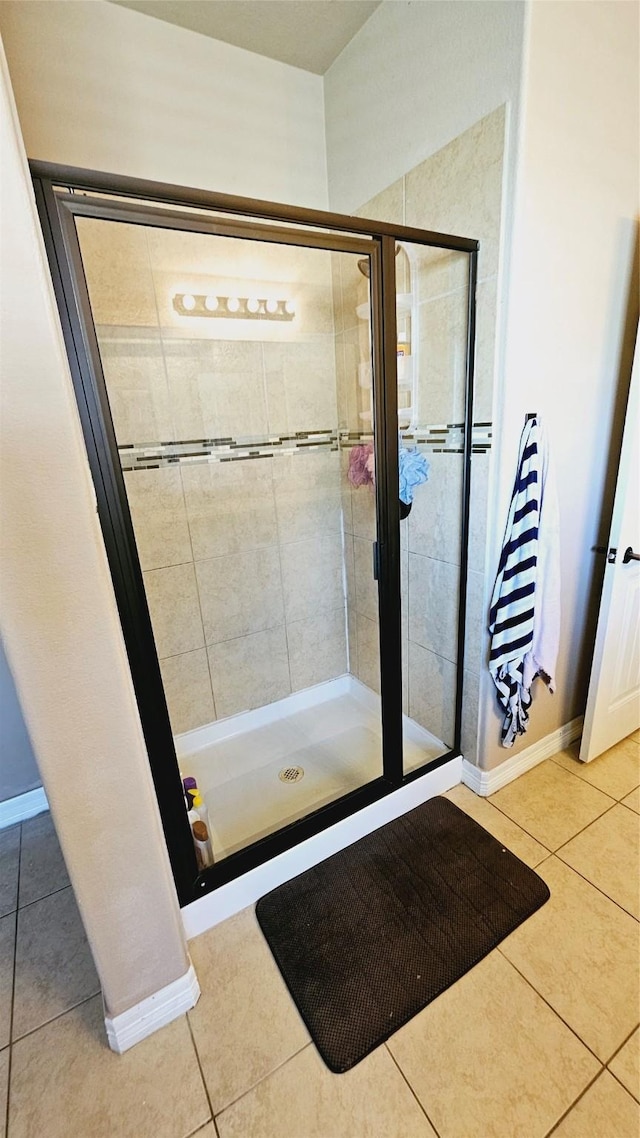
top-left (488, 417), bottom-right (560, 747)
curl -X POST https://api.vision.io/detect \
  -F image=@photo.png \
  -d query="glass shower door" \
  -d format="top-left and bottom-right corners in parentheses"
top-left (73, 214), bottom-right (387, 860)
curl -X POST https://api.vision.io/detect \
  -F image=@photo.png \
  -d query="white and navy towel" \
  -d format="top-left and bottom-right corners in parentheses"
top-left (488, 416), bottom-right (560, 747)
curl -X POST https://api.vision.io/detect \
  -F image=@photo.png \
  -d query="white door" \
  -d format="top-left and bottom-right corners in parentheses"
top-left (580, 331), bottom-right (640, 761)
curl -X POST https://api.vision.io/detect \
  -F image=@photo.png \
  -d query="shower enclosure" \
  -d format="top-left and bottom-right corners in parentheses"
top-left (32, 163), bottom-right (477, 905)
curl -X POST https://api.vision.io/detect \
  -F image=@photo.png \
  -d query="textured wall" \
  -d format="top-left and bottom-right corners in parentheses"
top-left (0, 46), bottom-right (189, 1018)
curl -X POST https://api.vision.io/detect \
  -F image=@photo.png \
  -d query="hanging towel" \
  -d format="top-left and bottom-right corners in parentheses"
top-left (398, 446), bottom-right (430, 505)
top-left (488, 417), bottom-right (560, 747)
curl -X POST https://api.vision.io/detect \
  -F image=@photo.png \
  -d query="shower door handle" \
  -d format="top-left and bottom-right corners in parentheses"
top-left (372, 541), bottom-right (380, 581)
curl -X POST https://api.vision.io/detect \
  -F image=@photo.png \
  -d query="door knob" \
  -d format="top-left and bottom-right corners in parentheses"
top-left (622, 546), bottom-right (640, 564)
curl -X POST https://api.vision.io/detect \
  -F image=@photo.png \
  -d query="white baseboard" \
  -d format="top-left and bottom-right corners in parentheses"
top-left (462, 716), bottom-right (584, 797)
top-left (182, 755), bottom-right (462, 939)
top-left (104, 963), bottom-right (200, 1054)
top-left (0, 786), bottom-right (48, 830)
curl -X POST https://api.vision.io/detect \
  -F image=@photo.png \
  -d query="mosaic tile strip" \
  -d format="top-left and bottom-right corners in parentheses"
top-left (118, 423), bottom-right (492, 471)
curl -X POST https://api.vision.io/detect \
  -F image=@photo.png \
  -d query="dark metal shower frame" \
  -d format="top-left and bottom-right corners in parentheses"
top-left (31, 161), bottom-right (478, 907)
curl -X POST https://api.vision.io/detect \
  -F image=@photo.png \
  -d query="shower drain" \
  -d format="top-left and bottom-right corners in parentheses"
top-left (279, 765), bottom-right (305, 784)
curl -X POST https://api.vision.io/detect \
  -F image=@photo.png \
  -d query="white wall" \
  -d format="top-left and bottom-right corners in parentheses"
top-left (0, 0), bottom-right (328, 207)
top-left (0, 43), bottom-right (189, 1019)
top-left (324, 0), bottom-right (525, 213)
top-left (480, 0), bottom-right (639, 766)
top-left (0, 639), bottom-right (41, 803)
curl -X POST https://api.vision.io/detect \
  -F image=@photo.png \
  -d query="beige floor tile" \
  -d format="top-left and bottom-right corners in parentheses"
top-left (216, 1042), bottom-right (438, 1138)
top-left (12, 886), bottom-right (100, 1039)
top-left (188, 908), bottom-right (309, 1114)
top-left (9, 996), bottom-right (210, 1138)
top-left (444, 785), bottom-right (550, 867)
top-left (0, 913), bottom-right (15, 1050)
top-left (0, 1047), bottom-right (8, 1133)
top-left (609, 1028), bottom-right (640, 1102)
top-left (387, 950), bottom-right (598, 1138)
top-left (552, 738), bottom-right (640, 801)
top-left (622, 786), bottom-right (640, 814)
top-left (557, 804), bottom-right (639, 918)
top-left (630, 729), bottom-right (640, 743)
top-left (490, 761), bottom-right (614, 849)
top-left (18, 812), bottom-right (70, 907)
top-left (0, 824), bottom-right (20, 918)
top-left (551, 1070), bottom-right (639, 1138)
top-left (500, 858), bottom-right (640, 1061)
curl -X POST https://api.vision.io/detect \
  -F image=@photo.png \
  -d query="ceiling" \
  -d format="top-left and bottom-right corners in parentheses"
top-left (110, 1), bottom-right (381, 74)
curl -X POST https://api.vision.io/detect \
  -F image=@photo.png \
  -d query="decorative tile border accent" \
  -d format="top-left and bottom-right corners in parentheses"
top-left (118, 423), bottom-right (492, 471)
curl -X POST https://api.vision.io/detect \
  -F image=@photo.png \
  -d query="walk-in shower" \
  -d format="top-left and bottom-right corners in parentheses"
top-left (33, 164), bottom-right (477, 904)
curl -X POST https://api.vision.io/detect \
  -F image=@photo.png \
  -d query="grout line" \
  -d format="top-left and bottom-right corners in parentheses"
top-left (17, 881), bottom-right (72, 914)
top-left (10, 990), bottom-right (101, 1048)
top-left (607, 1064), bottom-right (640, 1105)
top-left (212, 1042), bottom-right (312, 1120)
top-left (552, 849), bottom-right (639, 923)
top-left (185, 1017), bottom-right (218, 1137)
top-left (542, 1066), bottom-right (605, 1137)
top-left (604, 1022), bottom-right (640, 1069)
top-left (487, 781), bottom-right (618, 855)
top-left (4, 822), bottom-right (22, 1138)
top-left (384, 1042), bottom-right (443, 1138)
top-left (495, 948), bottom-right (605, 1066)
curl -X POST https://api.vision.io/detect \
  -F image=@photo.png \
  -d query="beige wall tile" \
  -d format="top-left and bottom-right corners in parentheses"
top-left (195, 547), bottom-right (284, 644)
top-left (500, 857), bottom-right (640, 1062)
top-left (9, 995), bottom-right (210, 1138)
top-left (208, 627), bottom-right (291, 719)
top-left (557, 804), bottom-right (639, 918)
top-left (468, 452), bottom-right (490, 573)
top-left (407, 451), bottom-right (463, 563)
top-left (490, 761), bottom-right (614, 850)
top-left (474, 276), bottom-right (498, 422)
top-left (355, 613), bottom-right (381, 694)
top-left (408, 553), bottom-right (460, 663)
top-left (280, 535), bottom-right (345, 623)
top-left (287, 608), bottom-right (347, 692)
top-left (162, 343), bottom-right (210, 441)
top-left (353, 536), bottom-right (378, 621)
top-left (143, 563), bottom-right (204, 658)
top-left (273, 450), bottom-right (343, 544)
top-left (415, 289), bottom-right (468, 425)
top-left (124, 467), bottom-right (192, 571)
top-left (408, 641), bottom-right (456, 746)
top-left (404, 106), bottom-right (506, 282)
top-left (12, 887), bottom-right (100, 1039)
top-left (181, 460), bottom-right (278, 561)
top-left (388, 950), bottom-right (598, 1138)
top-left (464, 568), bottom-right (486, 674)
top-left (444, 785), bottom-right (549, 867)
top-left (460, 668), bottom-right (480, 763)
top-left (199, 341), bottom-right (267, 439)
top-left (0, 1048), bottom-right (8, 1134)
top-left (263, 340), bottom-right (337, 436)
top-left (159, 649), bottom-right (215, 735)
top-left (217, 1041), bottom-right (438, 1138)
top-left (552, 1071), bottom-right (639, 1138)
top-left (350, 483), bottom-right (376, 540)
top-left (609, 1028), bottom-right (640, 1102)
top-left (188, 908), bottom-right (309, 1114)
top-left (101, 343), bottom-right (173, 446)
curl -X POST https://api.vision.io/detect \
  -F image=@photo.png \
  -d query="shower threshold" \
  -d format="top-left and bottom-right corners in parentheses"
top-left (175, 676), bottom-right (445, 862)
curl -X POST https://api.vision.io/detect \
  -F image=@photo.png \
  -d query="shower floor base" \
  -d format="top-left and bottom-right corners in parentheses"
top-left (176, 676), bottom-right (446, 861)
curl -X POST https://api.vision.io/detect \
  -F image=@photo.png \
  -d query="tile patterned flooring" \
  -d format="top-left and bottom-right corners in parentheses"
top-left (1, 733), bottom-right (638, 1137)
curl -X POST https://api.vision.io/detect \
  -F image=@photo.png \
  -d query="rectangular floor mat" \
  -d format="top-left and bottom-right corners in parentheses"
top-left (256, 796), bottom-right (550, 1072)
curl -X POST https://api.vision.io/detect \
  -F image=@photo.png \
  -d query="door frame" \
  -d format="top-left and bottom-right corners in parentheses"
top-left (31, 161), bottom-right (478, 906)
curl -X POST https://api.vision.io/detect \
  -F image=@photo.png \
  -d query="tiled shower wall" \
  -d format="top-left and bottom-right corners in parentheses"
top-left (353, 105), bottom-right (506, 755)
top-left (79, 223), bottom-right (351, 736)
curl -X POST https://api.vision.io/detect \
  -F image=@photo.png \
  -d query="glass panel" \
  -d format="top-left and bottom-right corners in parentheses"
top-left (75, 216), bottom-right (384, 861)
top-left (395, 244), bottom-right (470, 773)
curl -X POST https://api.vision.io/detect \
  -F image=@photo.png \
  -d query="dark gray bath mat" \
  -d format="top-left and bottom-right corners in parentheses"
top-left (256, 796), bottom-right (550, 1072)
